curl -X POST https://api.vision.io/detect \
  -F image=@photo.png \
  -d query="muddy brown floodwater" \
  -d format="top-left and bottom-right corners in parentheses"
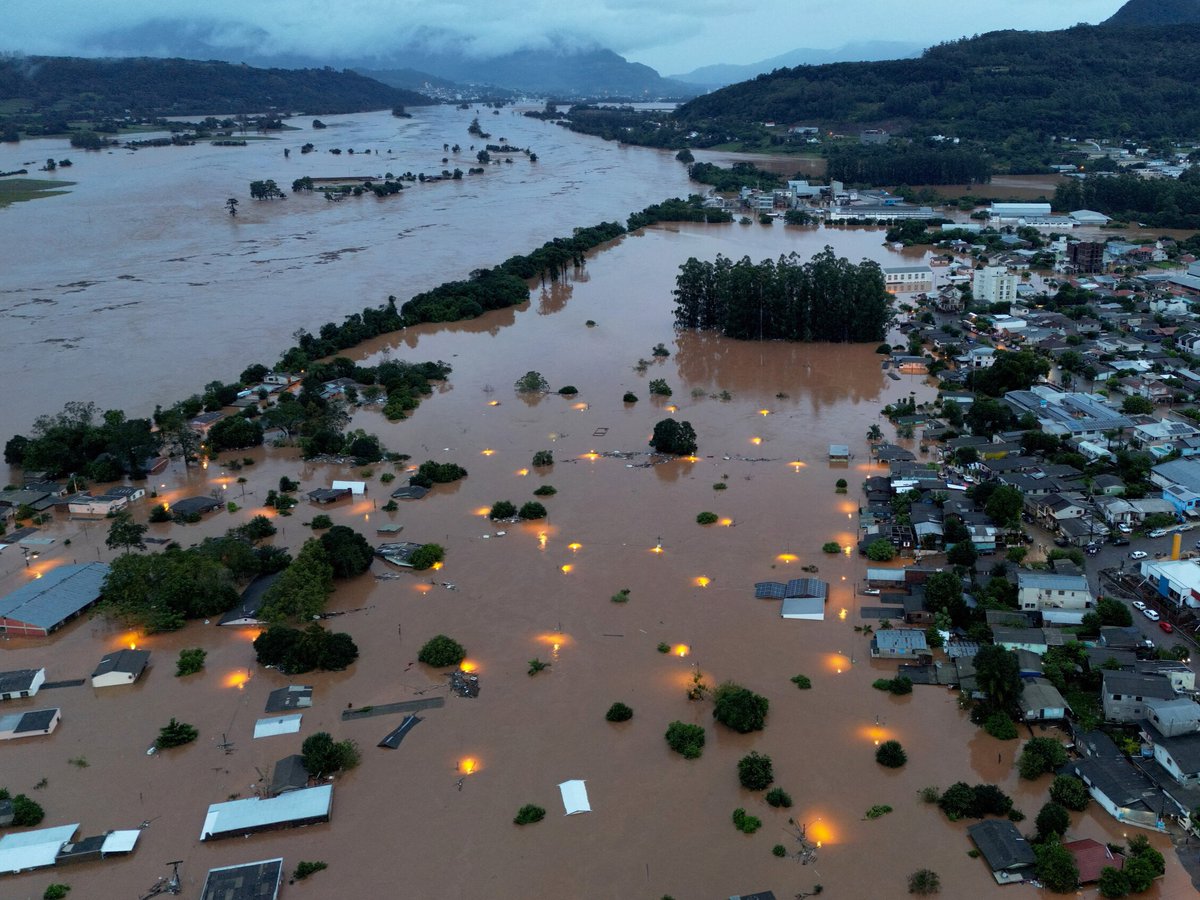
top-left (1, 224), bottom-right (1192, 899)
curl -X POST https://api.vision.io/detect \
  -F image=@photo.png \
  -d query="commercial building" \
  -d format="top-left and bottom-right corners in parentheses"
top-left (1068, 241), bottom-right (1106, 274)
top-left (0, 563), bottom-right (109, 636)
top-left (1137, 558), bottom-right (1200, 610)
top-left (201, 859), bottom-right (284, 900)
top-left (1151, 458), bottom-right (1200, 515)
top-left (882, 266), bottom-right (934, 294)
top-left (1005, 386), bottom-right (1131, 440)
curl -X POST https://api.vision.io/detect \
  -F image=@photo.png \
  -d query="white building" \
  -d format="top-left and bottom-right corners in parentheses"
top-left (1017, 573), bottom-right (1093, 624)
top-left (91, 649), bottom-right (150, 688)
top-left (882, 266), bottom-right (934, 294)
top-left (989, 202), bottom-right (1052, 223)
top-left (1138, 558), bottom-right (1200, 609)
top-left (0, 668), bottom-right (45, 701)
top-left (973, 266), bottom-right (1019, 305)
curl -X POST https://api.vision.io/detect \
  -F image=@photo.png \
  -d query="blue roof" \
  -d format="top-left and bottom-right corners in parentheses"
top-left (0, 563), bottom-right (109, 631)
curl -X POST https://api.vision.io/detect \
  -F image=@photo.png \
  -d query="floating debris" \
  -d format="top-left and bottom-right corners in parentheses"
top-left (449, 669), bottom-right (480, 698)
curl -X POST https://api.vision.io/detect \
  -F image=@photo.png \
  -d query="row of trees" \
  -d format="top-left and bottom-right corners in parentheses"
top-left (673, 249), bottom-right (893, 343)
top-left (1053, 171), bottom-right (1200, 230)
top-left (825, 144), bottom-right (992, 186)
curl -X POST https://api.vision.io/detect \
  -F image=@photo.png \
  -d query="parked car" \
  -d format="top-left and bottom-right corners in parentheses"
top-left (1160, 621), bottom-right (1174, 633)
top-left (1133, 600), bottom-right (1147, 611)
top-left (1148, 529), bottom-right (1168, 539)
top-left (861, 588), bottom-right (880, 596)
top-left (1111, 537), bottom-right (1130, 546)
top-left (1054, 537), bottom-right (1071, 548)
top-left (1118, 524), bottom-right (1133, 534)
top-left (1130, 550), bottom-right (1148, 560)
top-left (1143, 609), bottom-right (1161, 622)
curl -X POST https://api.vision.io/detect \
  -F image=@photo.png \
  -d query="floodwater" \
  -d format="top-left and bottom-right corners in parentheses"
top-left (0, 217), bottom-right (1192, 898)
top-left (0, 104), bottom-right (694, 448)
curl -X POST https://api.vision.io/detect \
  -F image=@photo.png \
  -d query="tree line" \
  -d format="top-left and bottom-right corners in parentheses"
top-left (673, 249), bottom-right (892, 343)
top-left (1053, 170), bottom-right (1200, 229)
top-left (826, 144), bottom-right (992, 186)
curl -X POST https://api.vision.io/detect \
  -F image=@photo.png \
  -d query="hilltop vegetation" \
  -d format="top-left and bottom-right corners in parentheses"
top-left (0, 56), bottom-right (429, 137)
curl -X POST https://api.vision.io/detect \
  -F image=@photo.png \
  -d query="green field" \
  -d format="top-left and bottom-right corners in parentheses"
top-left (0, 178), bottom-right (75, 208)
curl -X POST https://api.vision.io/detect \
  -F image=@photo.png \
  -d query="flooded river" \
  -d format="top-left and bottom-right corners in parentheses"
top-left (0, 111), bottom-right (1193, 898)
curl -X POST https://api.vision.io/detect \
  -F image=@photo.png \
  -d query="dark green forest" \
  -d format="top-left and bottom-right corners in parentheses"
top-left (673, 250), bottom-right (892, 343)
top-left (1054, 171), bottom-right (1200, 229)
top-left (826, 145), bottom-right (993, 185)
top-left (0, 56), bottom-right (430, 137)
top-left (677, 25), bottom-right (1200, 141)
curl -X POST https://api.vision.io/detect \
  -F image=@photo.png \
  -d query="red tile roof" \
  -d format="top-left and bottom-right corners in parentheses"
top-left (1064, 838), bottom-right (1124, 884)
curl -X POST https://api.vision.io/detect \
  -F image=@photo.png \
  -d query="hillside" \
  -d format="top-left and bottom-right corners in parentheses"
top-left (674, 24), bottom-right (1200, 142)
top-left (0, 56), bottom-right (430, 127)
top-left (1104, 0), bottom-right (1200, 25)
top-left (669, 41), bottom-right (923, 88)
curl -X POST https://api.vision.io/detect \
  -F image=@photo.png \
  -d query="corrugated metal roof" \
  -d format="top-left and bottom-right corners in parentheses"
top-left (0, 823), bottom-right (78, 874)
top-left (200, 785), bottom-right (332, 840)
top-left (0, 563), bottom-right (108, 630)
top-left (253, 714), bottom-right (303, 739)
top-left (100, 830), bottom-right (140, 854)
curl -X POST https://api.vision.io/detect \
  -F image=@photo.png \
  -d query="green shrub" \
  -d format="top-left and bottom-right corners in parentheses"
top-left (175, 648), bottom-right (206, 677)
top-left (876, 740), bottom-right (907, 768)
top-left (557, 386), bottom-right (578, 395)
top-left (665, 721), bottom-right (705, 758)
top-left (737, 752), bottom-right (774, 790)
top-left (983, 711), bottom-right (1018, 740)
top-left (835, 478), bottom-right (848, 492)
top-left (155, 718), bottom-right (198, 750)
top-left (623, 392), bottom-right (638, 403)
top-left (1035, 802), bottom-right (1070, 841)
top-left (657, 642), bottom-right (671, 653)
top-left (527, 658), bottom-right (549, 676)
top-left (1049, 774), bottom-right (1090, 811)
top-left (790, 674), bottom-right (812, 689)
top-left (919, 786), bottom-right (940, 803)
top-left (380, 472), bottom-right (395, 483)
top-left (822, 541), bottom-right (841, 553)
top-left (301, 732), bottom-right (359, 776)
top-left (712, 482), bottom-right (726, 490)
top-left (1018, 737), bottom-right (1068, 779)
top-left (43, 886), bottom-right (70, 900)
top-left (409, 543), bottom-right (444, 570)
top-left (293, 861), bottom-right (328, 881)
top-left (649, 378), bottom-right (672, 396)
top-left (515, 371), bottom-right (549, 393)
top-left (514, 804), bottom-right (546, 825)
top-left (532, 450), bottom-right (554, 467)
top-left (611, 588), bottom-right (631, 603)
top-left (866, 538), bottom-right (896, 561)
top-left (149, 504), bottom-right (171, 523)
top-left (10, 794), bottom-right (44, 826)
top-left (532, 485), bottom-right (557, 496)
top-left (731, 807), bottom-right (762, 834)
top-left (712, 681), bottom-right (769, 733)
top-left (518, 501), bottom-right (547, 520)
top-left (908, 869), bottom-right (940, 895)
top-left (865, 804), bottom-right (893, 819)
top-left (310, 514), bottom-right (333, 529)
top-left (772, 844), bottom-right (787, 857)
top-left (490, 500), bottom-right (517, 519)
top-left (696, 511), bottom-right (718, 525)
top-left (872, 676), bottom-right (913, 695)
top-left (606, 702), bottom-right (634, 722)
top-left (418, 635), bottom-right (466, 667)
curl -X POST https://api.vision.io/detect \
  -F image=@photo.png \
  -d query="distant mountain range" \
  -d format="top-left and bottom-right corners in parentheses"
top-left (669, 41), bottom-right (923, 88)
top-left (1104, 0), bottom-right (1200, 25)
top-left (0, 56), bottom-right (429, 126)
top-left (72, 17), bottom-right (695, 99)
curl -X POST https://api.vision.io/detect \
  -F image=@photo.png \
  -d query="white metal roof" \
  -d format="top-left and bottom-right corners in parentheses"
top-left (200, 784), bottom-right (332, 840)
top-left (781, 597), bottom-right (825, 620)
top-left (558, 780), bottom-right (591, 815)
top-left (253, 714), bottom-right (303, 739)
top-left (331, 480), bottom-right (366, 494)
top-left (100, 830), bottom-right (141, 854)
top-left (0, 823), bottom-right (78, 874)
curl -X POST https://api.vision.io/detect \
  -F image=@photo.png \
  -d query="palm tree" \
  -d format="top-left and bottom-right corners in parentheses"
top-left (867, 424), bottom-right (883, 443)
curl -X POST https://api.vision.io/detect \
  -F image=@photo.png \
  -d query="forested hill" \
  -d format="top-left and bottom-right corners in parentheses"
top-left (0, 56), bottom-right (431, 119)
top-left (674, 24), bottom-right (1200, 141)
top-left (1104, 0), bottom-right (1200, 26)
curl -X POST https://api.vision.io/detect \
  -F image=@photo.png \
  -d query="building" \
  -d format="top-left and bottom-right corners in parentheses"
top-left (265, 685), bottom-right (313, 714)
top-left (0, 708), bottom-right (61, 741)
top-left (1065, 756), bottom-right (1166, 832)
top-left (188, 411), bottom-right (225, 435)
top-left (0, 824), bottom-right (79, 874)
top-left (859, 128), bottom-right (890, 144)
top-left (1004, 386), bottom-right (1131, 440)
top-left (870, 629), bottom-right (928, 659)
top-left (0, 563), bottom-right (110, 637)
top-left (0, 668), bottom-right (45, 701)
top-left (1137, 558), bottom-right (1200, 610)
top-left (1068, 241), bottom-right (1105, 274)
top-left (66, 493), bottom-right (130, 516)
top-left (1016, 572), bottom-right (1093, 623)
top-left (219, 571), bottom-right (281, 626)
top-left (972, 266), bottom-right (1018, 305)
top-left (1063, 839), bottom-right (1124, 884)
top-left (1150, 458), bottom-right (1200, 515)
top-left (989, 202), bottom-right (1052, 223)
top-left (270, 756), bottom-right (310, 796)
top-left (200, 784), bottom-right (333, 840)
top-left (992, 627), bottom-right (1064, 656)
top-left (827, 204), bottom-right (935, 222)
top-left (966, 819), bottom-right (1036, 884)
top-left (1069, 210), bottom-right (1111, 226)
top-left (91, 649), bottom-right (150, 688)
top-left (1021, 678), bottom-right (1070, 722)
top-left (171, 496), bottom-right (222, 518)
top-left (755, 578), bottom-right (829, 621)
top-left (201, 859), bottom-right (284, 900)
top-left (882, 266), bottom-right (934, 294)
top-left (1102, 670), bottom-right (1176, 723)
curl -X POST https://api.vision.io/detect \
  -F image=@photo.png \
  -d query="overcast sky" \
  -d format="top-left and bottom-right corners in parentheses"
top-left (4, 0), bottom-right (1130, 73)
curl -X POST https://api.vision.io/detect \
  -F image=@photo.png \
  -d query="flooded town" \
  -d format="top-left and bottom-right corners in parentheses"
top-left (4, 8), bottom-right (1200, 898)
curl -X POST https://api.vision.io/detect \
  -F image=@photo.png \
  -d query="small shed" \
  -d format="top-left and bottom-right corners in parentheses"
top-left (0, 708), bottom-right (61, 741)
top-left (829, 444), bottom-right (850, 460)
top-left (253, 714), bottom-right (303, 739)
top-left (331, 480), bottom-right (367, 495)
top-left (390, 484), bottom-right (429, 501)
top-left (967, 819), bottom-right (1036, 884)
top-left (264, 685), bottom-right (313, 714)
top-left (91, 649), bottom-right (150, 688)
top-left (0, 668), bottom-right (46, 701)
top-left (558, 780), bottom-right (591, 815)
top-left (270, 755), bottom-right (309, 795)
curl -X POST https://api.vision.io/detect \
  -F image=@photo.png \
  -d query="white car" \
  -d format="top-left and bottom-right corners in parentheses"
top-left (1118, 524), bottom-right (1133, 533)
top-left (1130, 550), bottom-right (1148, 560)
top-left (861, 588), bottom-right (881, 596)
top-left (1133, 600), bottom-right (1147, 611)
top-left (1148, 529), bottom-right (1167, 539)
top-left (1143, 609), bottom-right (1161, 622)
